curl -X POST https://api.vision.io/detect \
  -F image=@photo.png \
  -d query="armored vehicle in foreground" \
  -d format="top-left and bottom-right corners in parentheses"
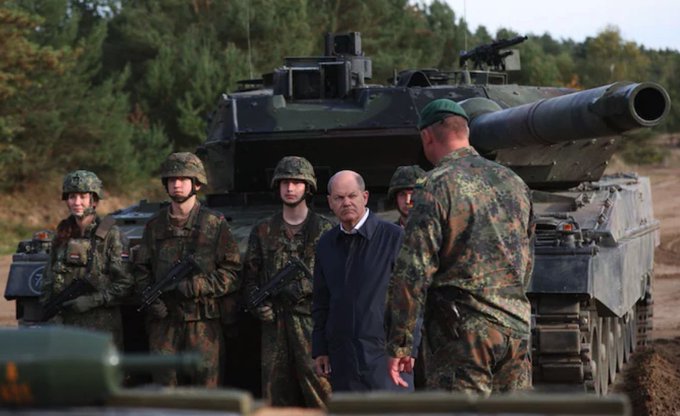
top-left (5, 32), bottom-right (670, 397)
top-left (0, 326), bottom-right (632, 415)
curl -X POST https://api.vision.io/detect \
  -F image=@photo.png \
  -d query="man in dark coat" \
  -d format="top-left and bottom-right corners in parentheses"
top-left (312, 170), bottom-right (413, 392)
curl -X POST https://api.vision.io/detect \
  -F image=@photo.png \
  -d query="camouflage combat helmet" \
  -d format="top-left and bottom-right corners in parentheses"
top-left (62, 170), bottom-right (104, 200)
top-left (270, 156), bottom-right (317, 193)
top-left (387, 165), bottom-right (426, 200)
top-left (160, 152), bottom-right (208, 186)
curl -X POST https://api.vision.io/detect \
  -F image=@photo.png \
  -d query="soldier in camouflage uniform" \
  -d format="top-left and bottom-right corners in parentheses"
top-left (388, 165), bottom-right (426, 228)
top-left (134, 152), bottom-right (241, 387)
top-left (388, 165), bottom-right (428, 389)
top-left (40, 170), bottom-right (133, 349)
top-left (243, 156), bottom-right (332, 408)
top-left (386, 99), bottom-right (534, 394)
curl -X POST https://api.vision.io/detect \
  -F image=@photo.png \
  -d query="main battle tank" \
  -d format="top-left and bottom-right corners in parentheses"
top-left (4, 32), bottom-right (670, 397)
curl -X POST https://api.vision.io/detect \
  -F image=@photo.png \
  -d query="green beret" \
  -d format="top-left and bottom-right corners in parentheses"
top-left (417, 98), bottom-right (469, 130)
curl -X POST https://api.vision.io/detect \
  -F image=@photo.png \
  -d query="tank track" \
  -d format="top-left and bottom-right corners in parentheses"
top-left (532, 287), bottom-right (653, 395)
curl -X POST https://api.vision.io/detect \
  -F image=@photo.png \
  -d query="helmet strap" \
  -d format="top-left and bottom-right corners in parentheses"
top-left (282, 194), bottom-right (306, 208)
top-left (167, 179), bottom-right (198, 204)
top-left (76, 206), bottom-right (97, 219)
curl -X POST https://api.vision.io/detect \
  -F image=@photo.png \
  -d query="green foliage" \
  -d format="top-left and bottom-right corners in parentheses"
top-left (511, 38), bottom-right (564, 85)
top-left (0, 0), bottom-right (72, 186)
top-left (142, 27), bottom-right (249, 148)
top-left (2, 0), bottom-right (680, 193)
top-left (647, 51), bottom-right (680, 134)
top-left (619, 131), bottom-right (665, 165)
top-left (0, 221), bottom-right (34, 255)
top-left (0, 0), bottom-right (170, 190)
top-left (131, 122), bottom-right (172, 177)
top-left (578, 26), bottom-right (650, 87)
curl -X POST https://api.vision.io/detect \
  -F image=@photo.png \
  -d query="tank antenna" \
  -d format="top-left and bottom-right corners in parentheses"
top-left (246, 0), bottom-right (253, 79)
top-left (463, 0), bottom-right (468, 51)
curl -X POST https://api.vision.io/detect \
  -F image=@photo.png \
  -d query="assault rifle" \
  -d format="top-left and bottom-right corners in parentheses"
top-left (245, 257), bottom-right (312, 312)
top-left (459, 35), bottom-right (527, 71)
top-left (41, 278), bottom-right (95, 322)
top-left (137, 256), bottom-right (201, 312)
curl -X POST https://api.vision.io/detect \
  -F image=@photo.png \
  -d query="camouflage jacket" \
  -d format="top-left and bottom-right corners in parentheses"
top-left (41, 215), bottom-right (132, 306)
top-left (134, 202), bottom-right (241, 322)
top-left (243, 210), bottom-right (332, 316)
top-left (386, 146), bottom-right (534, 357)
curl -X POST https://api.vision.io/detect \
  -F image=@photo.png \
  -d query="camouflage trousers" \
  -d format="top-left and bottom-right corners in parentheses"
top-left (147, 317), bottom-right (223, 387)
top-left (262, 311), bottom-right (331, 408)
top-left (426, 315), bottom-right (531, 395)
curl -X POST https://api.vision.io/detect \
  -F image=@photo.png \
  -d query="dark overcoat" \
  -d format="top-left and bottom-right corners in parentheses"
top-left (312, 212), bottom-right (413, 392)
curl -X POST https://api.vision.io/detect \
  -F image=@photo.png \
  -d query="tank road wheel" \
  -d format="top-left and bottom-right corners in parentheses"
top-left (614, 317), bottom-right (625, 371)
top-left (596, 317), bottom-right (609, 395)
top-left (604, 318), bottom-right (617, 384)
top-left (622, 312), bottom-right (633, 363)
top-left (629, 307), bottom-right (638, 355)
top-left (581, 312), bottom-right (594, 392)
top-left (584, 315), bottom-right (607, 395)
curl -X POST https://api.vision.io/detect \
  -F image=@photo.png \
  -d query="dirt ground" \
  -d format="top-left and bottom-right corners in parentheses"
top-left (1, 156), bottom-right (679, 414)
top-left (616, 161), bottom-right (680, 415)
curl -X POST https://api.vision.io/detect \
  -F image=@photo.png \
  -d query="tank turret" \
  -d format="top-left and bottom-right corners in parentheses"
top-left (199, 32), bottom-right (670, 198)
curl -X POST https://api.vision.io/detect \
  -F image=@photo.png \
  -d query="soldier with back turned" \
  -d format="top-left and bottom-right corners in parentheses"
top-left (386, 99), bottom-right (534, 394)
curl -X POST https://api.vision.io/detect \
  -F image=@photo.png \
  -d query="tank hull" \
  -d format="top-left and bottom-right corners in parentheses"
top-left (529, 175), bottom-right (657, 393)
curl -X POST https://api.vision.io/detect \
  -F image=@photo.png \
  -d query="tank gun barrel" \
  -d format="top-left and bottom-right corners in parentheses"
top-left (121, 352), bottom-right (200, 374)
top-left (468, 82), bottom-right (671, 153)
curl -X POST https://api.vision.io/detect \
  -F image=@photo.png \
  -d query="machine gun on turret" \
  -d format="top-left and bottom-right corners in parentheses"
top-left (459, 35), bottom-right (528, 71)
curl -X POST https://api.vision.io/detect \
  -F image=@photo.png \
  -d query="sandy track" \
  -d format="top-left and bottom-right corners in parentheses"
top-left (0, 255), bottom-right (15, 327)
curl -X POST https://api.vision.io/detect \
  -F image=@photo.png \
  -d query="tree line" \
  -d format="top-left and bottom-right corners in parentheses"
top-left (1, 0), bottom-right (679, 192)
